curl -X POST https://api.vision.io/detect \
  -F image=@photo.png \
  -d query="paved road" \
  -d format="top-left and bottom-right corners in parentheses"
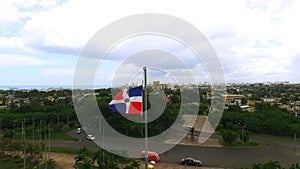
top-left (50, 130), bottom-right (300, 169)
top-left (161, 141), bottom-right (300, 168)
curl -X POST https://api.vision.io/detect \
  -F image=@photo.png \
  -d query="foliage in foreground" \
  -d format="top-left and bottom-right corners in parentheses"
top-left (74, 147), bottom-right (140, 169)
top-left (240, 161), bottom-right (300, 169)
top-left (0, 139), bottom-right (55, 169)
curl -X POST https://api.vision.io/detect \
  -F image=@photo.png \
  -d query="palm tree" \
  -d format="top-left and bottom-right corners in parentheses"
top-left (264, 161), bottom-right (283, 169)
top-left (130, 160), bottom-right (140, 169)
top-left (75, 147), bottom-right (92, 169)
top-left (290, 163), bottom-right (300, 169)
top-left (252, 161), bottom-right (283, 169)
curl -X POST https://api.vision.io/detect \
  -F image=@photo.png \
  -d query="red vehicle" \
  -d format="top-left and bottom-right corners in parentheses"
top-left (140, 151), bottom-right (160, 163)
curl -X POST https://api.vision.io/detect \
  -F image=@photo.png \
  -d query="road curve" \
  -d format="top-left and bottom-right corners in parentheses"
top-left (49, 130), bottom-right (300, 169)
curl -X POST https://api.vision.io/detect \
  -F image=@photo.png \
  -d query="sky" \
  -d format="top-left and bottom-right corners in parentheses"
top-left (0, 0), bottom-right (300, 87)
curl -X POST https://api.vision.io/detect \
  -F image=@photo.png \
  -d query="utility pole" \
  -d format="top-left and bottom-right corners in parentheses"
top-left (22, 119), bottom-right (26, 169)
top-left (44, 121), bottom-right (47, 169)
top-left (39, 120), bottom-right (42, 169)
top-left (67, 112), bottom-right (70, 128)
top-left (13, 119), bottom-right (16, 140)
top-left (24, 118), bottom-right (26, 141)
top-left (238, 123), bottom-right (246, 145)
top-left (48, 124), bottom-right (51, 161)
top-left (32, 117), bottom-right (35, 144)
top-left (294, 111), bottom-right (297, 153)
top-left (242, 126), bottom-right (244, 145)
top-left (143, 67), bottom-right (148, 169)
top-left (0, 119), bottom-right (2, 141)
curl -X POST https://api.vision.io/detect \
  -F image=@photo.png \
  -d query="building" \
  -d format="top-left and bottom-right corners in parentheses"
top-left (153, 81), bottom-right (162, 90)
top-left (224, 94), bottom-right (245, 105)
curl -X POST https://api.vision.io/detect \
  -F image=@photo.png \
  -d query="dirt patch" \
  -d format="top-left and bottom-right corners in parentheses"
top-left (49, 152), bottom-right (76, 169)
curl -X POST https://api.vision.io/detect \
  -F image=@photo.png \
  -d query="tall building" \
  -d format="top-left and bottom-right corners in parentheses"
top-left (153, 81), bottom-right (162, 90)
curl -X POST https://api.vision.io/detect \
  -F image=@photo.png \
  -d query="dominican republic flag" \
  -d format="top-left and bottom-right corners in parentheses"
top-left (109, 85), bottom-right (143, 116)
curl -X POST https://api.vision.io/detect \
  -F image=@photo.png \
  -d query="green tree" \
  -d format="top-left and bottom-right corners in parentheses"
top-left (290, 163), bottom-right (300, 169)
top-left (44, 159), bottom-right (56, 169)
top-left (92, 149), bottom-right (119, 169)
top-left (239, 130), bottom-right (251, 144)
top-left (130, 160), bottom-right (140, 169)
top-left (252, 161), bottom-right (283, 169)
top-left (220, 130), bottom-right (237, 144)
top-left (75, 147), bottom-right (94, 169)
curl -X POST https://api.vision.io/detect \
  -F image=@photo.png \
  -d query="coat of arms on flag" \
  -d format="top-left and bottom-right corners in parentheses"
top-left (109, 85), bottom-right (143, 116)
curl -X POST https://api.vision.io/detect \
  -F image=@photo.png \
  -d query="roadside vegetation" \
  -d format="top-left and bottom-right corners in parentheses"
top-left (1, 86), bottom-right (299, 142)
top-left (49, 147), bottom-right (79, 155)
top-left (0, 139), bottom-right (55, 169)
top-left (0, 89), bottom-right (78, 142)
top-left (74, 147), bottom-right (140, 169)
top-left (240, 161), bottom-right (300, 169)
top-left (217, 103), bottom-right (300, 146)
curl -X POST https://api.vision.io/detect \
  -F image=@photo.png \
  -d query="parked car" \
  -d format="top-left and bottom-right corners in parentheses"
top-left (76, 128), bottom-right (81, 134)
top-left (180, 157), bottom-right (203, 166)
top-left (86, 134), bottom-right (95, 141)
top-left (140, 151), bottom-right (160, 163)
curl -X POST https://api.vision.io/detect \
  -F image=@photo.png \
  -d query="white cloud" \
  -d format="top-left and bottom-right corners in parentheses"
top-left (16, 0), bottom-right (300, 55)
top-left (1, 0), bottom-right (300, 85)
top-left (0, 0), bottom-right (59, 29)
top-left (0, 36), bottom-right (25, 51)
top-left (0, 0), bottom-right (25, 26)
top-left (18, 1), bottom-right (249, 53)
top-left (42, 68), bottom-right (74, 76)
top-left (20, 0), bottom-right (58, 8)
top-left (0, 53), bottom-right (55, 66)
top-left (21, 1), bottom-right (115, 53)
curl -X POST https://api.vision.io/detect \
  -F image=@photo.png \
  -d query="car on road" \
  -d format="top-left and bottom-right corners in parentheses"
top-left (180, 157), bottom-right (203, 166)
top-left (76, 128), bottom-right (81, 134)
top-left (140, 151), bottom-right (160, 163)
top-left (86, 134), bottom-right (95, 141)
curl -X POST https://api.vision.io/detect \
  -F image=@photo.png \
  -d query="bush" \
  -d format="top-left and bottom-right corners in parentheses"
top-left (220, 130), bottom-right (238, 144)
top-left (1, 157), bottom-right (9, 162)
top-left (14, 158), bottom-right (23, 164)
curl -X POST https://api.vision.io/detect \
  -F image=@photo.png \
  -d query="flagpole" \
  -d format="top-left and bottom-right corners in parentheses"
top-left (143, 67), bottom-right (148, 169)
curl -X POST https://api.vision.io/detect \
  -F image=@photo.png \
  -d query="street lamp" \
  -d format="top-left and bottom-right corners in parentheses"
top-left (238, 123), bottom-right (246, 145)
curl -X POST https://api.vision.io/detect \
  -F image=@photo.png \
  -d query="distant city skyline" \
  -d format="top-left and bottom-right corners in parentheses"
top-left (1, 0), bottom-right (300, 86)
top-left (0, 80), bottom-right (297, 91)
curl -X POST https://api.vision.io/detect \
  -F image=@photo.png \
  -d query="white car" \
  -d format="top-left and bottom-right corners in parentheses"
top-left (76, 128), bottom-right (81, 134)
top-left (86, 134), bottom-right (95, 141)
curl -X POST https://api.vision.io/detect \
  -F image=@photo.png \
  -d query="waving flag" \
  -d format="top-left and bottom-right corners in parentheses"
top-left (109, 85), bottom-right (143, 116)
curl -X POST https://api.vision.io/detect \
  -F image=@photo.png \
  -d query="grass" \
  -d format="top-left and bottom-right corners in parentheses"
top-left (3, 124), bottom-right (77, 141)
top-left (49, 147), bottom-right (79, 155)
top-left (50, 129), bottom-right (77, 141)
top-left (50, 131), bottom-right (77, 141)
top-left (0, 160), bottom-right (19, 169)
top-left (252, 134), bottom-right (300, 143)
top-left (0, 154), bottom-right (24, 169)
top-left (220, 140), bottom-right (268, 148)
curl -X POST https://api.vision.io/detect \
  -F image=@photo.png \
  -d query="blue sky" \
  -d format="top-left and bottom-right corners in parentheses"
top-left (0, 0), bottom-right (300, 86)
